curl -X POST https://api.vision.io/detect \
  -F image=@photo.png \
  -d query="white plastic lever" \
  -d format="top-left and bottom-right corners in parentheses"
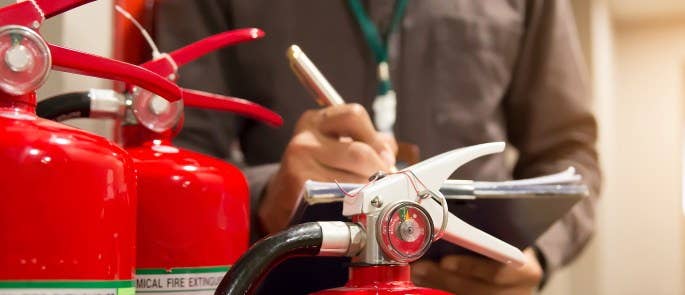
top-left (341, 142), bottom-right (526, 267)
top-left (422, 198), bottom-right (526, 267)
top-left (343, 142), bottom-right (506, 216)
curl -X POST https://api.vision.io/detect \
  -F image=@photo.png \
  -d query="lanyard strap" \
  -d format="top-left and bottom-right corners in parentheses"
top-left (347, 0), bottom-right (409, 95)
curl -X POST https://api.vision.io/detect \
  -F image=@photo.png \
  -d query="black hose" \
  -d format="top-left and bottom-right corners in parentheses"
top-left (215, 222), bottom-right (324, 295)
top-left (36, 92), bottom-right (91, 121)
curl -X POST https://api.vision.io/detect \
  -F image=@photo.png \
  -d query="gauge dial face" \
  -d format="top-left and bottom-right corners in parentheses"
top-left (0, 26), bottom-right (51, 95)
top-left (378, 201), bottom-right (433, 263)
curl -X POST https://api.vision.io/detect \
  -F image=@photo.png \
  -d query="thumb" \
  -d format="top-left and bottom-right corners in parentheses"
top-left (411, 260), bottom-right (447, 290)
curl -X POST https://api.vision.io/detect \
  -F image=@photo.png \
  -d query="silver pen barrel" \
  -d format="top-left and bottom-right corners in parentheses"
top-left (287, 45), bottom-right (345, 106)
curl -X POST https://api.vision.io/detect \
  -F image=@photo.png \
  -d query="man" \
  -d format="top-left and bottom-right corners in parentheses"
top-left (155, 0), bottom-right (600, 294)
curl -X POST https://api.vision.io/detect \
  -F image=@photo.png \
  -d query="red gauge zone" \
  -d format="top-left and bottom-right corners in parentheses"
top-left (378, 201), bottom-right (433, 262)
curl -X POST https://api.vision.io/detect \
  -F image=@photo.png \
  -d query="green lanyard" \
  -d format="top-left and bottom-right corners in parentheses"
top-left (347, 0), bottom-right (409, 96)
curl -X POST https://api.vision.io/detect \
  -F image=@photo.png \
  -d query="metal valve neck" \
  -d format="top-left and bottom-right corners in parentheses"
top-left (0, 92), bottom-right (37, 119)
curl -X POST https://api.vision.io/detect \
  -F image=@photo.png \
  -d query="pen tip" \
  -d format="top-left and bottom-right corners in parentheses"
top-left (287, 44), bottom-right (302, 59)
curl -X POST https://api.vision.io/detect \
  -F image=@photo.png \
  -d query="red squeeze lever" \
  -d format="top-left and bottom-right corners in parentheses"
top-left (133, 27), bottom-right (281, 126)
top-left (0, 0), bottom-right (96, 28)
top-left (50, 44), bottom-right (182, 102)
top-left (0, 0), bottom-right (182, 103)
top-left (35, 0), bottom-right (96, 18)
top-left (142, 28), bottom-right (265, 78)
top-left (181, 88), bottom-right (283, 127)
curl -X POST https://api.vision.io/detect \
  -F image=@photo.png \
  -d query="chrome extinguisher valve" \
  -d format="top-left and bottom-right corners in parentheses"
top-left (129, 86), bottom-right (183, 132)
top-left (0, 25), bottom-right (50, 95)
top-left (318, 221), bottom-right (366, 257)
top-left (88, 88), bottom-right (127, 118)
top-left (341, 143), bottom-right (527, 268)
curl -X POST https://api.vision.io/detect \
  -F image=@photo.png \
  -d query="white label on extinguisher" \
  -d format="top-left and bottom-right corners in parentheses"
top-left (0, 289), bottom-right (131, 295)
top-left (135, 266), bottom-right (229, 294)
top-left (0, 280), bottom-right (134, 295)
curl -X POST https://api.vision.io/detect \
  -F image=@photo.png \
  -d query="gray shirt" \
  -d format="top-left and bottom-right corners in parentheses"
top-left (155, 0), bottom-right (600, 289)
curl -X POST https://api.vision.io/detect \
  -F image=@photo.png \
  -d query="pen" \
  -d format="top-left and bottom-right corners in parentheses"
top-left (286, 45), bottom-right (345, 106)
top-left (286, 44), bottom-right (398, 172)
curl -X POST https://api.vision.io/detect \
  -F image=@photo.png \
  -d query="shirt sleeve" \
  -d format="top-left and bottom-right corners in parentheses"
top-left (504, 0), bottom-right (601, 277)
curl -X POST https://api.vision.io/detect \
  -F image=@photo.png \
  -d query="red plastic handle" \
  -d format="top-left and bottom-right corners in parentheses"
top-left (170, 28), bottom-right (264, 67)
top-left (50, 44), bottom-right (182, 102)
top-left (0, 0), bottom-right (95, 27)
top-left (0, 2), bottom-right (44, 27)
top-left (36, 0), bottom-right (96, 18)
top-left (141, 28), bottom-right (265, 77)
top-left (181, 88), bottom-right (282, 127)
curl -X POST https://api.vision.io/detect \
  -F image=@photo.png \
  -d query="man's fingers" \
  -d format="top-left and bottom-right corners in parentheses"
top-left (439, 251), bottom-right (542, 287)
top-left (378, 132), bottom-right (398, 154)
top-left (411, 261), bottom-right (450, 291)
top-left (441, 255), bottom-right (503, 283)
top-left (313, 135), bottom-right (390, 178)
top-left (411, 260), bottom-right (502, 294)
top-left (316, 104), bottom-right (396, 167)
top-left (284, 131), bottom-right (379, 182)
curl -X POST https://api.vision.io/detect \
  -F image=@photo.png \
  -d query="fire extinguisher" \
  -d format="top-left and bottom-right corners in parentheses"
top-left (214, 142), bottom-right (530, 295)
top-left (0, 1), bottom-right (184, 294)
top-left (36, 26), bottom-right (283, 294)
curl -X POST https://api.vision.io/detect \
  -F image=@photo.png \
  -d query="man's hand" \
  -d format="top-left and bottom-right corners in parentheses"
top-left (411, 248), bottom-right (543, 295)
top-left (258, 103), bottom-right (397, 234)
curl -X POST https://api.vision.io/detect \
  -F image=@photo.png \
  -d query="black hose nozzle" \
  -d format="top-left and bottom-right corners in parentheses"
top-left (215, 222), bottom-right (324, 295)
top-left (36, 92), bottom-right (91, 121)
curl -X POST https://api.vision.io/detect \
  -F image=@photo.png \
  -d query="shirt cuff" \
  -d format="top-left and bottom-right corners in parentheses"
top-left (243, 163), bottom-right (280, 243)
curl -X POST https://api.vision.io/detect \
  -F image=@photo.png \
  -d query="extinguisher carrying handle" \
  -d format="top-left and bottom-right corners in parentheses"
top-left (215, 222), bottom-right (364, 295)
top-left (181, 88), bottom-right (283, 127)
top-left (141, 28), bottom-right (265, 78)
top-left (49, 44), bottom-right (182, 103)
top-left (0, 0), bottom-right (95, 27)
top-left (36, 0), bottom-right (96, 19)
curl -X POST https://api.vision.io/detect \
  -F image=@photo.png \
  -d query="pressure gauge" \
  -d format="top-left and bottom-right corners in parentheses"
top-left (377, 201), bottom-right (433, 263)
top-left (0, 25), bottom-right (50, 95)
top-left (131, 86), bottom-right (183, 132)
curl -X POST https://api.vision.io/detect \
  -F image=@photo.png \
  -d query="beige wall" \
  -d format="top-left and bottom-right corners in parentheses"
top-left (545, 1), bottom-right (685, 294)
top-left (602, 19), bottom-right (685, 294)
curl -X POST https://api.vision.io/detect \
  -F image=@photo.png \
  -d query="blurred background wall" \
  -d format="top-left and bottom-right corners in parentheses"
top-left (10, 0), bottom-right (685, 293)
top-left (545, 0), bottom-right (685, 294)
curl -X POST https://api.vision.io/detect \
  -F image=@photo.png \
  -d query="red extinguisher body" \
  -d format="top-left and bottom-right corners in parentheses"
top-left (0, 97), bottom-right (137, 292)
top-left (122, 125), bottom-right (249, 294)
top-left (312, 265), bottom-right (451, 295)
